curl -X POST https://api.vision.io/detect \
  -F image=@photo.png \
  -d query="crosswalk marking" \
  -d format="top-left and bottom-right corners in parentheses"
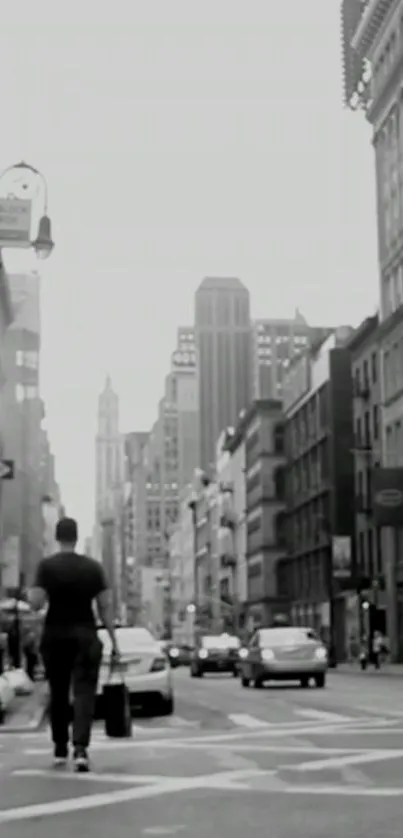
top-left (293, 709), bottom-right (352, 723)
top-left (228, 714), bottom-right (270, 729)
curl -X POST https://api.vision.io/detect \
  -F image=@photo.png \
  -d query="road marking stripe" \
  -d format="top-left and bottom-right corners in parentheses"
top-left (274, 785), bottom-right (403, 797)
top-left (228, 714), bottom-right (270, 729)
top-left (288, 749), bottom-right (403, 772)
top-left (13, 769), bottom-right (164, 784)
top-left (294, 709), bottom-right (352, 723)
top-left (0, 769), bottom-right (265, 823)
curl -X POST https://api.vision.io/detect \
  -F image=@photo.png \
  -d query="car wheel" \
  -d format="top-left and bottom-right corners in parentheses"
top-left (241, 676), bottom-right (250, 687)
top-left (315, 674), bottom-right (326, 688)
top-left (159, 695), bottom-right (175, 716)
top-left (300, 677), bottom-right (309, 688)
top-left (232, 668), bottom-right (238, 677)
top-left (253, 677), bottom-right (264, 689)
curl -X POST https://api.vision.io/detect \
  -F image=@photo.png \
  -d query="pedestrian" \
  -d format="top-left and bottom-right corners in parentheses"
top-left (0, 625), bottom-right (7, 675)
top-left (359, 635), bottom-right (368, 670)
top-left (7, 616), bottom-right (20, 669)
top-left (22, 625), bottom-right (38, 681)
top-left (29, 516), bottom-right (120, 772)
top-left (372, 631), bottom-right (383, 670)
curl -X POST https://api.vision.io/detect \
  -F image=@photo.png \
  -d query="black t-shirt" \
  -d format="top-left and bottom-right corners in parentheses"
top-left (34, 552), bottom-right (108, 632)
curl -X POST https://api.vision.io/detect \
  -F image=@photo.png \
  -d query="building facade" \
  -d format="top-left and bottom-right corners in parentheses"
top-left (348, 315), bottom-right (386, 646)
top-left (168, 487), bottom-right (196, 644)
top-left (282, 329), bottom-right (356, 661)
top-left (252, 313), bottom-right (331, 401)
top-left (241, 401), bottom-right (287, 629)
top-left (195, 277), bottom-right (252, 472)
top-left (216, 428), bottom-right (247, 631)
top-left (1, 271), bottom-right (44, 588)
top-left (142, 329), bottom-right (199, 567)
top-left (343, 0), bottom-right (403, 659)
top-left (0, 258), bottom-right (14, 593)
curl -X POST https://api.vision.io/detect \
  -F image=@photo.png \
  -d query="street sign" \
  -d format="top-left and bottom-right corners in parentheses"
top-left (0, 198), bottom-right (32, 248)
top-left (0, 459), bottom-right (14, 480)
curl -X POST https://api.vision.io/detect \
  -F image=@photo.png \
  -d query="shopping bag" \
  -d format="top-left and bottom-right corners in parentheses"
top-left (103, 663), bottom-right (132, 738)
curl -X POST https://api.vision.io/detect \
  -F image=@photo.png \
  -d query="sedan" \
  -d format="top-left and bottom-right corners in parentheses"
top-left (190, 634), bottom-right (240, 677)
top-left (239, 626), bottom-right (328, 689)
top-left (167, 644), bottom-right (194, 668)
top-left (97, 626), bottom-right (174, 715)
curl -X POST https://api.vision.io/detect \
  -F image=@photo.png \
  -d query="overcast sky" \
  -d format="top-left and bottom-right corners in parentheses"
top-left (0, 1), bottom-right (378, 543)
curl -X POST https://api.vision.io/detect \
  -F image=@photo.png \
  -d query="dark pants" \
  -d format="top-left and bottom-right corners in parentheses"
top-left (24, 649), bottom-right (38, 681)
top-left (41, 630), bottom-right (102, 749)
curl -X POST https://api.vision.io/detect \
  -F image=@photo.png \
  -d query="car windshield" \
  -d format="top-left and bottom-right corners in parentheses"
top-left (259, 628), bottom-right (318, 647)
top-left (202, 635), bottom-right (240, 649)
top-left (98, 627), bottom-right (156, 653)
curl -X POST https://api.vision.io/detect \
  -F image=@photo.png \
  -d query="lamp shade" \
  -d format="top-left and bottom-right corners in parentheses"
top-left (33, 214), bottom-right (54, 259)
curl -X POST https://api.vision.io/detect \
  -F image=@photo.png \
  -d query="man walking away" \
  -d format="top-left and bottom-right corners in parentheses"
top-left (30, 517), bottom-right (120, 772)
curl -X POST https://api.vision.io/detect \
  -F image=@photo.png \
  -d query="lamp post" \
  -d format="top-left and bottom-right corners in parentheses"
top-left (0, 161), bottom-right (54, 258)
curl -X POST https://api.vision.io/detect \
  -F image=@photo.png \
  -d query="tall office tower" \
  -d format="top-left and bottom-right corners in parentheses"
top-left (141, 327), bottom-right (199, 569)
top-left (252, 312), bottom-right (331, 401)
top-left (94, 376), bottom-right (124, 563)
top-left (195, 277), bottom-right (252, 472)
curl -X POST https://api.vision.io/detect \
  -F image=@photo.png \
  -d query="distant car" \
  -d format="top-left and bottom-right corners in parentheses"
top-left (167, 644), bottom-right (194, 668)
top-left (190, 634), bottom-right (241, 677)
top-left (238, 626), bottom-right (328, 689)
top-left (97, 626), bottom-right (174, 715)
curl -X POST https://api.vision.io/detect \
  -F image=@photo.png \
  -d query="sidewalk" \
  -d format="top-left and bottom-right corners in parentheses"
top-left (0, 679), bottom-right (48, 732)
top-left (334, 662), bottom-right (403, 677)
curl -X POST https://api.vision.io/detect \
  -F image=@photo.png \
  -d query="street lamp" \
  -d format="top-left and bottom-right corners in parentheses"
top-left (0, 161), bottom-right (54, 259)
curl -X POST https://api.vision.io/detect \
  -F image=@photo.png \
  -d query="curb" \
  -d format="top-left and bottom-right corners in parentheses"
top-left (0, 685), bottom-right (49, 734)
top-left (332, 667), bottom-right (403, 678)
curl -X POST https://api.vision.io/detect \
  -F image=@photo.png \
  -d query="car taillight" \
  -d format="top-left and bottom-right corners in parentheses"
top-left (150, 657), bottom-right (167, 672)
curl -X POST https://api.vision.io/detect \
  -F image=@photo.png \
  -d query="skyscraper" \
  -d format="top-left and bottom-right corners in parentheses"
top-left (94, 376), bottom-right (124, 562)
top-left (195, 277), bottom-right (252, 472)
top-left (252, 313), bottom-right (331, 401)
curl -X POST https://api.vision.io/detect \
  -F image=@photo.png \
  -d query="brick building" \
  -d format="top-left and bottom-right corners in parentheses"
top-left (281, 328), bottom-right (356, 661)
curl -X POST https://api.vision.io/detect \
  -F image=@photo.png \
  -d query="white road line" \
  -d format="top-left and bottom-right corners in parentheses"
top-left (228, 714), bottom-right (270, 729)
top-left (13, 769), bottom-right (163, 784)
top-left (274, 784), bottom-right (403, 797)
top-left (288, 748), bottom-right (403, 772)
top-left (0, 769), bottom-right (265, 823)
top-left (293, 709), bottom-right (352, 723)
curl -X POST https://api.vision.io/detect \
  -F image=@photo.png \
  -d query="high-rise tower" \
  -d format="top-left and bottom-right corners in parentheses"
top-left (94, 376), bottom-right (124, 562)
top-left (195, 277), bottom-right (252, 472)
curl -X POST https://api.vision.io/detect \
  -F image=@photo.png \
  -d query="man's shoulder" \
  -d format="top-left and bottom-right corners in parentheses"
top-left (78, 554), bottom-right (106, 577)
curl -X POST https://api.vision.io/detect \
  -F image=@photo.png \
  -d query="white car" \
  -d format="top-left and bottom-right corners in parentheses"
top-left (97, 627), bottom-right (174, 716)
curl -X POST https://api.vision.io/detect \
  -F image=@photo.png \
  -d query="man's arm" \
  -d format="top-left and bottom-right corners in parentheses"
top-left (29, 560), bottom-right (48, 612)
top-left (94, 568), bottom-right (119, 656)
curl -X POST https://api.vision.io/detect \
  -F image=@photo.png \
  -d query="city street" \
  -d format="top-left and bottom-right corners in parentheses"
top-left (1, 669), bottom-right (403, 836)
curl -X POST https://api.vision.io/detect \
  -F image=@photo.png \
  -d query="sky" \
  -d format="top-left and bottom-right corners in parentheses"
top-left (0, 1), bottom-right (378, 542)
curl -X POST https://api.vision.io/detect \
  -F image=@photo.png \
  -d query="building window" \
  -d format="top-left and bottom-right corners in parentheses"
top-left (373, 405), bottom-right (379, 441)
top-left (371, 352), bottom-right (377, 383)
top-left (16, 350), bottom-right (38, 369)
top-left (15, 384), bottom-right (39, 402)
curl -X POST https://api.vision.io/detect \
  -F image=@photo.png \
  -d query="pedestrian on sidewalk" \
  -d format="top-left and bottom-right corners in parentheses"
top-left (29, 516), bottom-right (120, 772)
top-left (22, 625), bottom-right (38, 681)
top-left (372, 631), bottom-right (383, 670)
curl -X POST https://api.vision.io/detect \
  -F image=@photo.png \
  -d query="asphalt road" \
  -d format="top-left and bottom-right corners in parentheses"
top-left (1, 669), bottom-right (403, 837)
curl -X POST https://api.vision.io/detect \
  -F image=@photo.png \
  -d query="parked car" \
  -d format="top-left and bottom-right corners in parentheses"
top-left (190, 634), bottom-right (241, 677)
top-left (167, 644), bottom-right (194, 668)
top-left (238, 626), bottom-right (328, 689)
top-left (97, 626), bottom-right (174, 715)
